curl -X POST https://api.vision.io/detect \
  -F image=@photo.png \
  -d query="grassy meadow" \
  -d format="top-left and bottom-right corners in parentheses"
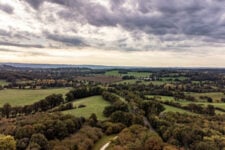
top-left (62, 96), bottom-right (110, 120)
top-left (0, 88), bottom-right (70, 106)
top-left (185, 92), bottom-right (225, 102)
top-left (105, 70), bottom-right (151, 78)
top-left (162, 104), bottom-right (195, 115)
top-left (147, 94), bottom-right (225, 113)
top-left (0, 80), bottom-right (9, 86)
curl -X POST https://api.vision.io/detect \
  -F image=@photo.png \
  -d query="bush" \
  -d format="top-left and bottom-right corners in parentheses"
top-left (0, 134), bottom-right (16, 150)
top-left (78, 104), bottom-right (86, 108)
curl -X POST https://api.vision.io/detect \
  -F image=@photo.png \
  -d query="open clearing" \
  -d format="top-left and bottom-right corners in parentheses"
top-left (0, 88), bottom-right (70, 106)
top-left (62, 96), bottom-right (110, 120)
top-left (186, 92), bottom-right (225, 102)
top-left (117, 80), bottom-right (168, 85)
top-left (75, 75), bottom-right (122, 83)
top-left (162, 104), bottom-right (195, 115)
top-left (105, 70), bottom-right (151, 78)
top-left (0, 80), bottom-right (9, 86)
top-left (147, 95), bottom-right (225, 113)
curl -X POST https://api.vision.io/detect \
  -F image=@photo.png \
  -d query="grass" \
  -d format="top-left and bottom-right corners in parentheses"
top-left (146, 95), bottom-right (175, 101)
top-left (126, 72), bottom-right (151, 78)
top-left (105, 70), bottom-right (151, 78)
top-left (186, 92), bottom-right (225, 102)
top-left (161, 76), bottom-right (187, 81)
top-left (93, 134), bottom-right (117, 150)
top-left (105, 70), bottom-right (121, 76)
top-left (62, 96), bottom-right (110, 120)
top-left (162, 104), bottom-right (195, 115)
top-left (147, 95), bottom-right (225, 113)
top-left (0, 80), bottom-right (9, 86)
top-left (0, 88), bottom-right (70, 106)
top-left (116, 80), bottom-right (168, 85)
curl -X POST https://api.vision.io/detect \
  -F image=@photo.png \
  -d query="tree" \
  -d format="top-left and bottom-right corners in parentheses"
top-left (0, 134), bottom-right (16, 150)
top-left (15, 125), bottom-right (35, 139)
top-left (207, 97), bottom-right (213, 103)
top-left (206, 105), bottom-right (215, 116)
top-left (2, 103), bottom-right (12, 118)
top-left (29, 133), bottom-right (48, 150)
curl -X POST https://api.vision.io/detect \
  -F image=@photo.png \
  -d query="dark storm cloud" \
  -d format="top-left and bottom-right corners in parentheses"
top-left (0, 29), bottom-right (12, 37)
top-left (45, 32), bottom-right (87, 46)
top-left (0, 41), bottom-right (44, 48)
top-left (26, 0), bottom-right (44, 9)
top-left (0, 3), bottom-right (14, 14)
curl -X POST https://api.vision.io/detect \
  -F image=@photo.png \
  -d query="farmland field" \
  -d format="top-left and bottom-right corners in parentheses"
top-left (75, 75), bottom-right (122, 83)
top-left (117, 80), bottom-right (167, 85)
top-left (93, 134), bottom-right (117, 150)
top-left (162, 104), bottom-right (195, 115)
top-left (0, 80), bottom-right (9, 86)
top-left (147, 95), bottom-right (225, 111)
top-left (0, 88), bottom-right (70, 106)
top-left (185, 92), bottom-right (225, 102)
top-left (161, 76), bottom-right (187, 81)
top-left (105, 70), bottom-right (151, 78)
top-left (62, 96), bottom-right (110, 120)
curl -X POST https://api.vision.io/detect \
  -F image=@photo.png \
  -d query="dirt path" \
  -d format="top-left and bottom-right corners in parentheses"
top-left (100, 136), bottom-right (118, 150)
top-left (143, 116), bottom-right (155, 131)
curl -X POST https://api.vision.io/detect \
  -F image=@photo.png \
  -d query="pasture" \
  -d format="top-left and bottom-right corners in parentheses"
top-left (162, 104), bottom-right (195, 115)
top-left (117, 80), bottom-right (167, 85)
top-left (147, 95), bottom-right (225, 112)
top-left (185, 92), bottom-right (225, 102)
top-left (0, 88), bottom-right (70, 106)
top-left (105, 70), bottom-right (151, 78)
top-left (62, 96), bottom-right (110, 120)
top-left (75, 75), bottom-right (122, 84)
top-left (0, 80), bottom-right (9, 86)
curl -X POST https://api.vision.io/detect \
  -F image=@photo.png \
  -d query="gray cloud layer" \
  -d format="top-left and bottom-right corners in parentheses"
top-left (26, 0), bottom-right (225, 40)
top-left (1, 0), bottom-right (225, 52)
top-left (0, 3), bottom-right (14, 14)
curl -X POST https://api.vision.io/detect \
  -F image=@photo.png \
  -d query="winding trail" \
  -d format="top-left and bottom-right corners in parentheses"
top-left (143, 116), bottom-right (155, 132)
top-left (100, 136), bottom-right (118, 150)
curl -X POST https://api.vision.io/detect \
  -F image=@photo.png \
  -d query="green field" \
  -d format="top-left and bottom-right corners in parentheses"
top-left (186, 92), bottom-right (225, 102)
top-left (62, 96), bottom-right (110, 120)
top-left (146, 95), bottom-right (175, 101)
top-left (161, 76), bottom-right (187, 81)
top-left (162, 104), bottom-right (195, 115)
top-left (117, 80), bottom-right (167, 85)
top-left (0, 88), bottom-right (70, 106)
top-left (105, 70), bottom-right (151, 78)
top-left (0, 80), bottom-right (9, 86)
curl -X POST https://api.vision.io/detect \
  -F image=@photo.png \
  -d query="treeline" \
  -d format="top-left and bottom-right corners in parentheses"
top-left (109, 125), bottom-right (175, 150)
top-left (102, 91), bottom-right (144, 127)
top-left (0, 65), bottom-right (98, 83)
top-left (0, 113), bottom-right (85, 150)
top-left (102, 91), bottom-right (129, 117)
top-left (0, 86), bottom-right (103, 118)
top-left (52, 125), bottom-right (103, 149)
top-left (162, 101), bottom-right (215, 115)
top-left (66, 86), bottom-right (103, 102)
top-left (0, 94), bottom-right (64, 118)
top-left (149, 112), bottom-right (225, 149)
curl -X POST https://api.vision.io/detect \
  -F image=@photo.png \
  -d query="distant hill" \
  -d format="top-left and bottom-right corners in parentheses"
top-left (0, 63), bottom-right (137, 69)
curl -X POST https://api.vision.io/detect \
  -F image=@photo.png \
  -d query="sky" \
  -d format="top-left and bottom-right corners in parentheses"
top-left (0, 0), bottom-right (225, 67)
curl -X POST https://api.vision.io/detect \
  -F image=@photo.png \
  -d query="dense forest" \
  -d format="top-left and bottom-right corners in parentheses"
top-left (0, 65), bottom-right (225, 149)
